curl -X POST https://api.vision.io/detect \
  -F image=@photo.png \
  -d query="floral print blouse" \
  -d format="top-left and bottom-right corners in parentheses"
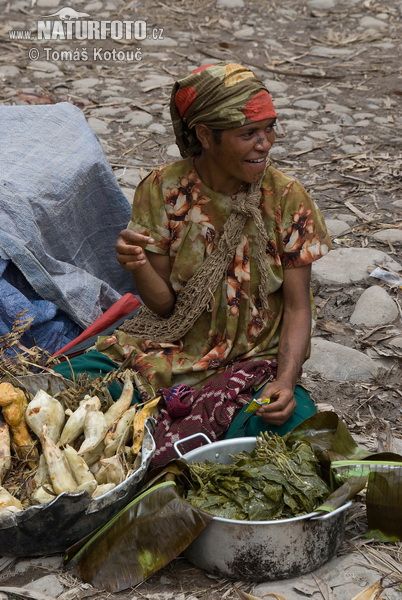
top-left (98, 158), bottom-right (331, 390)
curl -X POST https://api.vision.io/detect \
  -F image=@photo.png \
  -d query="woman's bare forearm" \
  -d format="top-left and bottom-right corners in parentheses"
top-left (276, 305), bottom-right (311, 386)
top-left (133, 259), bottom-right (176, 317)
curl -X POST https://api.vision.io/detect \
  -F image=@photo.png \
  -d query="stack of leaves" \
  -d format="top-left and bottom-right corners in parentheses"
top-left (184, 432), bottom-right (329, 520)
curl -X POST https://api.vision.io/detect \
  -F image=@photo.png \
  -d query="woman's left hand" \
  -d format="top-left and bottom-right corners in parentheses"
top-left (255, 379), bottom-right (296, 426)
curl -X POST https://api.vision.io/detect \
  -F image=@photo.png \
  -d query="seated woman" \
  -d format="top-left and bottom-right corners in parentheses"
top-left (55, 63), bottom-right (331, 466)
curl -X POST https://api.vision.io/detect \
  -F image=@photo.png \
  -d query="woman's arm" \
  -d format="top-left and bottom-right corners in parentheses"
top-left (256, 264), bottom-right (312, 425)
top-left (116, 229), bottom-right (176, 317)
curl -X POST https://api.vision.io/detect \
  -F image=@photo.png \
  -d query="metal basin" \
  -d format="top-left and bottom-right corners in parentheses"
top-left (175, 434), bottom-right (351, 581)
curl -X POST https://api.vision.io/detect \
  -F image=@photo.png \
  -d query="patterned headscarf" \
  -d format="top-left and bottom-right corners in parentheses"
top-left (170, 62), bottom-right (277, 157)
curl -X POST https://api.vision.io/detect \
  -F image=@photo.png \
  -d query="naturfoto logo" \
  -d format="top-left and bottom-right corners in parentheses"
top-left (37, 6), bottom-right (148, 41)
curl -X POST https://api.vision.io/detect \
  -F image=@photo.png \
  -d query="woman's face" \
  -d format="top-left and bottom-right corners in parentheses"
top-left (205, 118), bottom-right (276, 190)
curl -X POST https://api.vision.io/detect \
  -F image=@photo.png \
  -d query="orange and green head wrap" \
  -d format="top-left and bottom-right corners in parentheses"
top-left (170, 62), bottom-right (277, 157)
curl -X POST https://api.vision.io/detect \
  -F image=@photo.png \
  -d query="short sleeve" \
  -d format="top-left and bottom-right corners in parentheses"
top-left (127, 170), bottom-right (170, 255)
top-left (278, 180), bottom-right (332, 269)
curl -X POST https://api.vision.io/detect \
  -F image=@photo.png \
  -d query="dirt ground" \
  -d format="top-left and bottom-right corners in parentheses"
top-left (0, 0), bottom-right (401, 598)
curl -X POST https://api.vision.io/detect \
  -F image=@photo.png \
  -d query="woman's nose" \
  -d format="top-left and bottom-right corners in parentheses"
top-left (255, 132), bottom-right (273, 151)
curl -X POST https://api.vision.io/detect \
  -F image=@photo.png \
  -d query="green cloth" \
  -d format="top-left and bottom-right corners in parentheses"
top-left (53, 350), bottom-right (316, 434)
top-left (225, 384), bottom-right (316, 438)
top-left (53, 350), bottom-right (123, 400)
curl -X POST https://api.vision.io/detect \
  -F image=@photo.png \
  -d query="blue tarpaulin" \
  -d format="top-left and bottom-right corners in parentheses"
top-left (0, 102), bottom-right (133, 353)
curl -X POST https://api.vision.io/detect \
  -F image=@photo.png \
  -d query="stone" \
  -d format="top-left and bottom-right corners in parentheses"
top-left (293, 99), bottom-right (321, 110)
top-left (142, 36), bottom-right (178, 47)
top-left (325, 219), bottom-right (350, 237)
top-left (27, 575), bottom-right (64, 598)
top-left (88, 117), bottom-right (109, 135)
top-left (321, 123), bottom-right (341, 132)
top-left (324, 211), bottom-right (357, 225)
top-left (37, 0), bottom-right (61, 7)
top-left (359, 16), bottom-right (388, 30)
top-left (0, 66), bottom-right (20, 78)
top-left (340, 144), bottom-right (364, 154)
top-left (324, 103), bottom-right (352, 114)
top-left (392, 199), bottom-right (402, 209)
top-left (139, 75), bottom-right (173, 91)
top-left (283, 119), bottom-right (309, 132)
top-left (312, 248), bottom-right (401, 285)
top-left (387, 335), bottom-right (402, 350)
top-left (304, 338), bottom-right (379, 381)
top-left (217, 0), bottom-right (244, 7)
top-left (307, 0), bottom-right (336, 10)
top-left (350, 286), bottom-right (399, 327)
top-left (166, 144), bottom-right (181, 158)
top-left (148, 123), bottom-right (167, 134)
top-left (128, 111), bottom-right (153, 126)
top-left (72, 77), bottom-right (101, 89)
top-left (263, 79), bottom-right (288, 93)
top-left (118, 168), bottom-right (142, 187)
top-left (84, 0), bottom-right (103, 10)
top-left (308, 130), bottom-right (329, 140)
top-left (234, 26), bottom-right (255, 38)
top-left (373, 229), bottom-right (402, 244)
top-left (294, 139), bottom-right (315, 152)
top-left (309, 45), bottom-right (351, 57)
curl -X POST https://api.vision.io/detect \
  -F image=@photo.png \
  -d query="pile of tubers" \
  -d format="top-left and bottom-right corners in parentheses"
top-left (0, 372), bottom-right (159, 515)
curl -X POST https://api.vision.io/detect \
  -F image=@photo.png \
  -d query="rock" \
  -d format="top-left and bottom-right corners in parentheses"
top-left (84, 0), bottom-right (103, 10)
top-left (304, 338), bottom-right (379, 381)
top-left (325, 103), bottom-right (352, 114)
top-left (308, 130), bottom-right (329, 140)
top-left (142, 36), bottom-right (178, 47)
top-left (309, 46), bottom-right (351, 57)
top-left (166, 144), bottom-right (181, 158)
top-left (321, 123), bottom-right (341, 132)
top-left (307, 0), bottom-right (336, 10)
top-left (0, 66), bottom-right (20, 78)
top-left (27, 575), bottom-right (64, 598)
top-left (387, 335), bottom-right (402, 350)
top-left (37, 0), bottom-right (60, 7)
top-left (128, 111), bottom-right (153, 126)
top-left (117, 168), bottom-right (142, 187)
top-left (324, 211), bottom-right (357, 225)
top-left (88, 117), bottom-right (110, 135)
top-left (350, 286), bottom-right (399, 327)
top-left (392, 199), bottom-right (402, 209)
top-left (283, 119), bottom-right (309, 132)
top-left (148, 123), bottom-right (167, 134)
top-left (255, 552), bottom-right (402, 600)
top-left (359, 16), bottom-right (388, 31)
top-left (354, 119), bottom-right (370, 128)
top-left (312, 248), bottom-right (402, 285)
top-left (294, 139), bottom-right (315, 152)
top-left (120, 186), bottom-right (134, 203)
top-left (340, 144), bottom-right (364, 154)
top-left (72, 77), bottom-right (101, 90)
top-left (234, 26), bottom-right (255, 38)
top-left (263, 79), bottom-right (288, 93)
top-left (293, 99), bottom-right (321, 110)
top-left (217, 0), bottom-right (244, 7)
top-left (139, 75), bottom-right (173, 91)
top-left (325, 219), bottom-right (350, 237)
top-left (373, 229), bottom-right (402, 244)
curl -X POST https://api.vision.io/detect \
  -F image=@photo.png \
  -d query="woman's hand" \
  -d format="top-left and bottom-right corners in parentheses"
top-left (115, 229), bottom-right (154, 271)
top-left (255, 379), bottom-right (296, 426)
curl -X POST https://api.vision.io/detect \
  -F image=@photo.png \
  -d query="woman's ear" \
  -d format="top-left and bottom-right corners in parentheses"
top-left (194, 123), bottom-right (212, 151)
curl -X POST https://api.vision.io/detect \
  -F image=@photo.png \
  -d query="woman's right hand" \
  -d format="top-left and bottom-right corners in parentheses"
top-left (115, 229), bottom-right (155, 271)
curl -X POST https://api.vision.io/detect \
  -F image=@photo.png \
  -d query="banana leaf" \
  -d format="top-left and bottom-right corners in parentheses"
top-left (65, 480), bottom-right (211, 592)
top-left (285, 413), bottom-right (402, 520)
top-left (287, 411), bottom-right (368, 464)
top-left (366, 466), bottom-right (402, 541)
